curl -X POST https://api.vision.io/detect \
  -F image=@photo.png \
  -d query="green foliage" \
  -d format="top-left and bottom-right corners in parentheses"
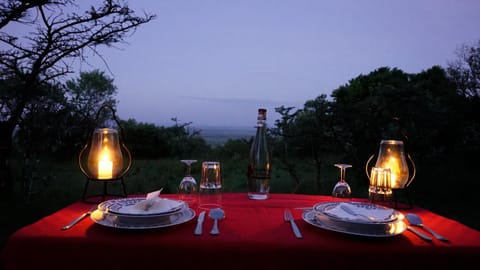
top-left (446, 40), bottom-right (480, 159)
top-left (215, 138), bottom-right (251, 160)
top-left (65, 69), bottom-right (118, 126)
top-left (447, 40), bottom-right (480, 99)
top-left (120, 118), bottom-right (210, 159)
top-left (13, 70), bottom-right (121, 160)
top-left (272, 64), bottom-right (479, 211)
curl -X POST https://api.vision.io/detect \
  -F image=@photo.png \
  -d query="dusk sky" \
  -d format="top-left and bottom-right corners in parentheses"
top-left (75, 0), bottom-right (479, 127)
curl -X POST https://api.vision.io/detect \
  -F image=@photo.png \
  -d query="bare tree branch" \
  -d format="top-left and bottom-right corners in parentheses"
top-left (0, 1), bottom-right (155, 193)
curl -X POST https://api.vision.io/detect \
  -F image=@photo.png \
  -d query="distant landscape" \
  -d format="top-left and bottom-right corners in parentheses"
top-left (196, 126), bottom-right (256, 146)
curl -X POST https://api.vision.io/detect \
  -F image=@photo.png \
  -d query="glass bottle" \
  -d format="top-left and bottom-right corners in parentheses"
top-left (247, 108), bottom-right (271, 200)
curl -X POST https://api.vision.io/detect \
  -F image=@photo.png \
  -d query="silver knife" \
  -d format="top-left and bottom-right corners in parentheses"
top-left (194, 211), bottom-right (206, 235)
top-left (284, 209), bottom-right (302, 238)
top-left (61, 205), bottom-right (97, 230)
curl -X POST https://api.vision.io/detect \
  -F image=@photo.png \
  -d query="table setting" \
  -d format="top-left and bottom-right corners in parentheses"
top-left (301, 201), bottom-right (407, 238)
top-left (2, 192), bottom-right (479, 270)
top-left (3, 123), bottom-right (479, 269)
top-left (60, 150), bottom-right (452, 246)
top-left (90, 194), bottom-right (195, 230)
top-left (65, 108), bottom-right (442, 242)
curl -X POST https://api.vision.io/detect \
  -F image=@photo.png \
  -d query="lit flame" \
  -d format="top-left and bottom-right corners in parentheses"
top-left (382, 157), bottom-right (400, 188)
top-left (98, 147), bottom-right (113, 179)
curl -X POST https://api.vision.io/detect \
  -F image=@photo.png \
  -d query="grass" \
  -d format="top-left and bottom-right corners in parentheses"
top-left (1, 157), bottom-right (479, 251)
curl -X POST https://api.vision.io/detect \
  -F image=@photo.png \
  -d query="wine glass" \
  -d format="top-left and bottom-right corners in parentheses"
top-left (332, 163), bottom-right (352, 198)
top-left (178, 159), bottom-right (198, 206)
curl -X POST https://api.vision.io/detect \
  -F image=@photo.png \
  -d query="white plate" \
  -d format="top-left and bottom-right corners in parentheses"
top-left (302, 210), bottom-right (406, 238)
top-left (98, 197), bottom-right (186, 216)
top-left (90, 208), bottom-right (196, 230)
top-left (313, 201), bottom-right (399, 224)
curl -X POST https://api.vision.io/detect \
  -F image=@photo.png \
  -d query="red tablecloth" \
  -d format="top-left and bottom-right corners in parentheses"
top-left (2, 193), bottom-right (479, 269)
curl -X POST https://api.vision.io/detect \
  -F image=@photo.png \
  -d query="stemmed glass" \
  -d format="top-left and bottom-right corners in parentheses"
top-left (332, 163), bottom-right (352, 198)
top-left (178, 159), bottom-right (198, 205)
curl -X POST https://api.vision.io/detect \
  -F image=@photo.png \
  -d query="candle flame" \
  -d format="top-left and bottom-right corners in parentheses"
top-left (381, 157), bottom-right (400, 188)
top-left (98, 147), bottom-right (113, 179)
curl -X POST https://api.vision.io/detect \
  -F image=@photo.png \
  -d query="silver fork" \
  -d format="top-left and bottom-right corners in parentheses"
top-left (284, 209), bottom-right (302, 238)
top-left (61, 205), bottom-right (97, 230)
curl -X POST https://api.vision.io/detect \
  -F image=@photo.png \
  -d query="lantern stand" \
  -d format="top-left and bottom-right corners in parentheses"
top-left (366, 146), bottom-right (416, 209)
top-left (78, 105), bottom-right (132, 204)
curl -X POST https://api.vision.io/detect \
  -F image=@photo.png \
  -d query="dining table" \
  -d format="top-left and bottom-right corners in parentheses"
top-left (2, 193), bottom-right (479, 270)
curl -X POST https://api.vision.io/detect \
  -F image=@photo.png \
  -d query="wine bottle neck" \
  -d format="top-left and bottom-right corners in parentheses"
top-left (256, 111), bottom-right (267, 128)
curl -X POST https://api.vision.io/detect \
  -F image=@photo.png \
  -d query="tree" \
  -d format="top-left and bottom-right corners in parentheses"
top-left (120, 118), bottom-right (209, 160)
top-left (447, 40), bottom-right (480, 99)
top-left (446, 40), bottom-right (480, 160)
top-left (272, 97), bottom-right (341, 193)
top-left (331, 67), bottom-right (412, 175)
top-left (13, 80), bottom-right (70, 158)
top-left (0, 0), bottom-right (155, 193)
top-left (65, 69), bottom-right (118, 132)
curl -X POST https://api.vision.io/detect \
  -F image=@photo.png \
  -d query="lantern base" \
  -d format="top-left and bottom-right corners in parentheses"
top-left (390, 187), bottom-right (414, 209)
top-left (368, 191), bottom-right (393, 203)
top-left (368, 188), bottom-right (413, 209)
top-left (82, 177), bottom-right (127, 204)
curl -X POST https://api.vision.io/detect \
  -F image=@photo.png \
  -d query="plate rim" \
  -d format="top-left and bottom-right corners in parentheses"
top-left (98, 197), bottom-right (187, 217)
top-left (302, 210), bottom-right (406, 238)
top-left (90, 208), bottom-right (196, 230)
top-left (313, 201), bottom-right (399, 224)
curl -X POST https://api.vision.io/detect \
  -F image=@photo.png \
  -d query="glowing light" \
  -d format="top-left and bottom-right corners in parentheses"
top-left (98, 147), bottom-right (113, 179)
top-left (381, 156), bottom-right (401, 188)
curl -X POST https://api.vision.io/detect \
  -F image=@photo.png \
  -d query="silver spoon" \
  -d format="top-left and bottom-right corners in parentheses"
top-left (209, 208), bottom-right (225, 235)
top-left (406, 213), bottom-right (449, 242)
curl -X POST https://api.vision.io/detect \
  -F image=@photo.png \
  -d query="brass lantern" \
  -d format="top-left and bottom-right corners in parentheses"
top-left (79, 105), bottom-right (131, 203)
top-left (366, 140), bottom-right (416, 206)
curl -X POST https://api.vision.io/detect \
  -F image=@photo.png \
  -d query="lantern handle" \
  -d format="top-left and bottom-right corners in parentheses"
top-left (78, 143), bottom-right (90, 178)
top-left (117, 143), bottom-right (132, 179)
top-left (94, 104), bottom-right (126, 139)
top-left (404, 153), bottom-right (416, 188)
top-left (365, 154), bottom-right (376, 180)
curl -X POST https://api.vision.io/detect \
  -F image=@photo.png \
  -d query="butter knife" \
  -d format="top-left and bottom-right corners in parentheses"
top-left (61, 205), bottom-right (97, 230)
top-left (284, 209), bottom-right (302, 238)
top-left (194, 210), bottom-right (206, 235)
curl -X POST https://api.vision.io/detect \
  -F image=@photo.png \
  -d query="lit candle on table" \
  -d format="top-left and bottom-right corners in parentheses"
top-left (380, 157), bottom-right (400, 188)
top-left (98, 148), bottom-right (113, 179)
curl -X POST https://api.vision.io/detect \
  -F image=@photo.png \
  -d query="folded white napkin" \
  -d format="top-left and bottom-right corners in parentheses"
top-left (128, 189), bottom-right (184, 215)
top-left (323, 202), bottom-right (395, 223)
top-left (134, 189), bottom-right (162, 211)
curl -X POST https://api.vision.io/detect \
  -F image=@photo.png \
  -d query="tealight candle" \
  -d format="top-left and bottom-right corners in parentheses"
top-left (98, 148), bottom-right (113, 179)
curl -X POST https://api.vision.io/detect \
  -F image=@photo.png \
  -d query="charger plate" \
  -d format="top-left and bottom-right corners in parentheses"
top-left (302, 210), bottom-right (406, 237)
top-left (90, 208), bottom-right (195, 230)
top-left (98, 197), bottom-right (186, 216)
top-left (313, 201), bottom-right (399, 224)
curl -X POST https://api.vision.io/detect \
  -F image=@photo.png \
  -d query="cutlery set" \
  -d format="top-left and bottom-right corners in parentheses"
top-left (194, 208), bottom-right (225, 236)
top-left (405, 213), bottom-right (449, 242)
top-left (62, 203), bottom-right (446, 243)
top-left (333, 205), bottom-right (448, 242)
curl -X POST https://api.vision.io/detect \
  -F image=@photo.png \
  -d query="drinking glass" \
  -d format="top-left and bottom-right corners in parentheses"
top-left (368, 167), bottom-right (392, 202)
top-left (199, 161), bottom-right (222, 210)
top-left (178, 159), bottom-right (198, 206)
top-left (332, 163), bottom-right (352, 198)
